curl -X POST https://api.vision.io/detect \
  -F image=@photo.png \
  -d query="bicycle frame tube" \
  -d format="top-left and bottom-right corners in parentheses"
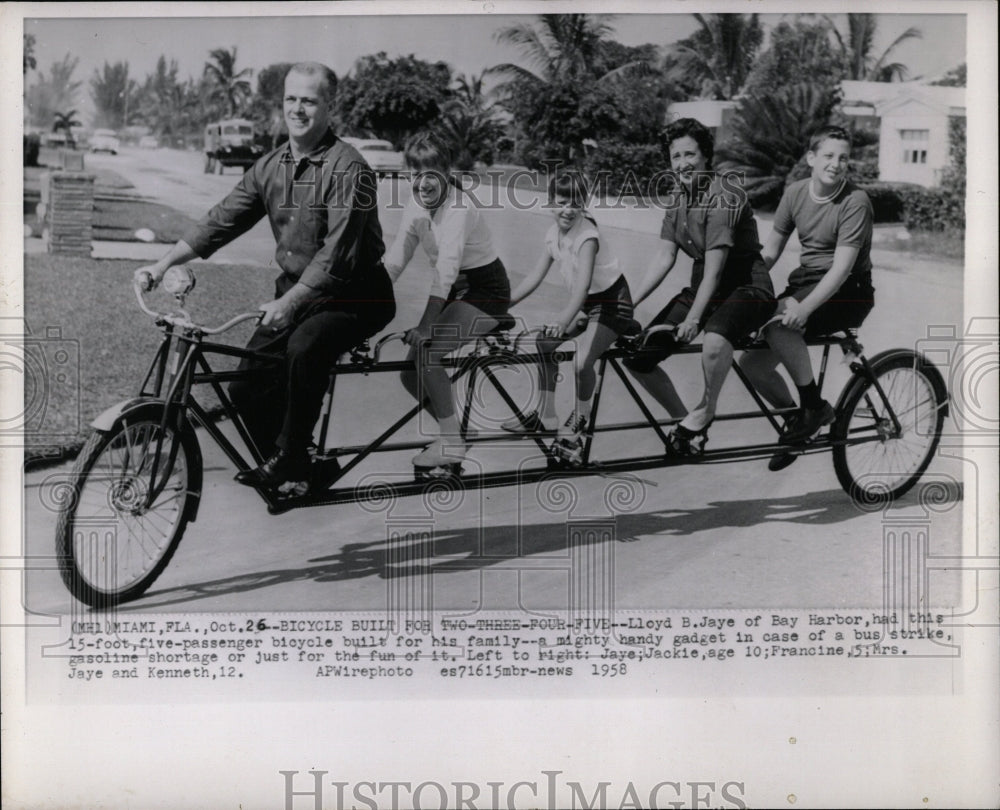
top-left (133, 320), bottom-right (889, 512)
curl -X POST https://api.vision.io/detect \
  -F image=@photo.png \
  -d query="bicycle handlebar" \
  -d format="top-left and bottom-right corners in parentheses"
top-left (133, 280), bottom-right (262, 335)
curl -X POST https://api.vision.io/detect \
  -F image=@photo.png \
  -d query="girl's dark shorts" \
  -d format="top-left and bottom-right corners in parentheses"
top-left (778, 275), bottom-right (874, 338)
top-left (445, 257), bottom-right (511, 319)
top-left (623, 285), bottom-right (776, 373)
top-left (581, 275), bottom-right (635, 335)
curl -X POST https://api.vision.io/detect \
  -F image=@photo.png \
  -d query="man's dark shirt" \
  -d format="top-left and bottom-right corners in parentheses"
top-left (183, 128), bottom-right (385, 301)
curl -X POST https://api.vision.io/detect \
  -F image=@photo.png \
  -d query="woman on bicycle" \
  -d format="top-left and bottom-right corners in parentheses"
top-left (384, 132), bottom-right (511, 472)
top-left (623, 117), bottom-right (776, 456)
top-left (502, 169), bottom-right (634, 465)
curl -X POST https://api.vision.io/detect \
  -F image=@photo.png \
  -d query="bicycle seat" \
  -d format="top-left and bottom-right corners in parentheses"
top-left (491, 312), bottom-right (516, 333)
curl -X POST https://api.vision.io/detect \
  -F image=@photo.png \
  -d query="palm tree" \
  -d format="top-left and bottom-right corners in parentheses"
top-left (666, 13), bottom-right (764, 100)
top-left (52, 109), bottom-right (81, 148)
top-left (825, 14), bottom-right (922, 82)
top-left (434, 72), bottom-right (504, 169)
top-left (489, 14), bottom-right (647, 100)
top-left (488, 14), bottom-right (651, 164)
top-left (715, 83), bottom-right (843, 209)
top-left (203, 47), bottom-right (252, 117)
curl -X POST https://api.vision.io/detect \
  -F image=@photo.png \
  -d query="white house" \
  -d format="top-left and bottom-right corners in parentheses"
top-left (666, 81), bottom-right (965, 188)
top-left (840, 81), bottom-right (965, 187)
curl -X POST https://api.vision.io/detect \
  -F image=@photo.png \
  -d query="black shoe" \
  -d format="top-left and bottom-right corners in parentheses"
top-left (665, 421), bottom-right (711, 457)
top-left (768, 450), bottom-right (799, 472)
top-left (235, 448), bottom-right (310, 489)
top-left (779, 401), bottom-right (835, 445)
top-left (310, 456), bottom-right (342, 493)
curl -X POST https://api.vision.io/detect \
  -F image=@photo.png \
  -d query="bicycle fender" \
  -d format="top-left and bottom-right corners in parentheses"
top-left (90, 397), bottom-right (204, 524)
top-left (90, 396), bottom-right (164, 431)
top-left (835, 349), bottom-right (950, 418)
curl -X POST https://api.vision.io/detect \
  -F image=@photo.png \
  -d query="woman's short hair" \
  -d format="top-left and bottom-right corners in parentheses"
top-left (662, 117), bottom-right (715, 168)
top-left (808, 125), bottom-right (853, 153)
top-left (548, 169), bottom-right (592, 207)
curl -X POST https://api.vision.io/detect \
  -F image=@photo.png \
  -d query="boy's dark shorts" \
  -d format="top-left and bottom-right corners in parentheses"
top-left (778, 275), bottom-right (874, 338)
top-left (623, 285), bottom-right (776, 373)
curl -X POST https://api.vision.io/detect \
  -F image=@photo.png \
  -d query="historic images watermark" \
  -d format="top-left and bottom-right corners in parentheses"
top-left (278, 159), bottom-right (750, 213)
top-left (279, 769), bottom-right (748, 810)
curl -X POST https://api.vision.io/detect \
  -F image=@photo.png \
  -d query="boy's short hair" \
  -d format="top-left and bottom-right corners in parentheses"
top-left (808, 125), bottom-right (852, 153)
top-left (662, 117), bottom-right (715, 169)
top-left (403, 131), bottom-right (453, 174)
top-left (287, 62), bottom-right (338, 103)
top-left (548, 169), bottom-right (592, 207)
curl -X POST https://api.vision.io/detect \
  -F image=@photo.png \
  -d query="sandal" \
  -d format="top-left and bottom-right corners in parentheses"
top-left (501, 410), bottom-right (556, 435)
top-left (665, 421), bottom-right (712, 457)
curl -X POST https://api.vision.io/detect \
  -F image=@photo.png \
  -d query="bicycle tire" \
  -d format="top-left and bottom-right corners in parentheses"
top-left (55, 405), bottom-right (202, 608)
top-left (831, 349), bottom-right (948, 504)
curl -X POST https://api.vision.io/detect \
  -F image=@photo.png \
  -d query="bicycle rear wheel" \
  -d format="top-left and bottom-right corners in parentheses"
top-left (831, 349), bottom-right (947, 504)
top-left (56, 409), bottom-right (200, 608)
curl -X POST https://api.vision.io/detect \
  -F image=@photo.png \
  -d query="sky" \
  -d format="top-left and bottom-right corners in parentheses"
top-left (20, 6), bottom-right (967, 125)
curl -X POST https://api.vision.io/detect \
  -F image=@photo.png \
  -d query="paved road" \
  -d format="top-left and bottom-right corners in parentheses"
top-left (23, 146), bottom-right (966, 615)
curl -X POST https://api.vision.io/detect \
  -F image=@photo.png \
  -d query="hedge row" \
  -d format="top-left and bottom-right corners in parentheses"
top-left (898, 186), bottom-right (966, 231)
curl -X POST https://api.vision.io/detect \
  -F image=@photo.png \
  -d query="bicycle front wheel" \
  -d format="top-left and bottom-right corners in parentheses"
top-left (56, 411), bottom-right (200, 608)
top-left (832, 349), bottom-right (948, 504)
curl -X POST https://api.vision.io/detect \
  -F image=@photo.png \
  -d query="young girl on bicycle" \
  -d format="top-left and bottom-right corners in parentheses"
top-left (739, 125), bottom-right (875, 470)
top-left (503, 170), bottom-right (634, 465)
top-left (383, 132), bottom-right (511, 473)
top-left (623, 117), bottom-right (776, 456)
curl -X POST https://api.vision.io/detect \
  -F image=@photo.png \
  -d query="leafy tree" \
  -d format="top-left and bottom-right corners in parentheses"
top-left (715, 82), bottom-right (843, 209)
top-left (25, 53), bottom-right (82, 128)
top-left (336, 52), bottom-right (452, 147)
top-left (489, 15), bottom-right (656, 165)
top-left (91, 61), bottom-right (139, 129)
top-left (203, 47), bottom-right (253, 117)
top-left (24, 33), bottom-right (36, 74)
top-left (825, 13), bottom-right (922, 81)
top-left (664, 13), bottom-right (763, 100)
top-left (941, 116), bottom-right (965, 196)
top-left (247, 62), bottom-right (293, 147)
top-left (743, 19), bottom-right (846, 96)
top-left (932, 63), bottom-right (966, 87)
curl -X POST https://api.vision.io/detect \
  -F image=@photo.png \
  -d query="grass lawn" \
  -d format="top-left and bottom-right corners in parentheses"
top-left (25, 161), bottom-right (196, 243)
top-left (91, 198), bottom-right (198, 242)
top-left (22, 253), bottom-right (274, 464)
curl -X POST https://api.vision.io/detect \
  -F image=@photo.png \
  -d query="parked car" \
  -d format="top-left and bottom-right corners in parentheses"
top-left (90, 129), bottom-right (120, 154)
top-left (203, 118), bottom-right (264, 173)
top-left (343, 137), bottom-right (405, 178)
top-left (138, 135), bottom-right (159, 149)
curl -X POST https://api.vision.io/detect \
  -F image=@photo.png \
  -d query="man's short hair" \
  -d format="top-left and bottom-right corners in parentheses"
top-left (808, 125), bottom-right (852, 154)
top-left (287, 62), bottom-right (338, 103)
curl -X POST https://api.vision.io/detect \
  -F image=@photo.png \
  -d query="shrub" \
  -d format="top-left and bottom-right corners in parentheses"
top-left (899, 186), bottom-right (965, 232)
top-left (855, 181), bottom-right (922, 223)
top-left (584, 142), bottom-right (663, 198)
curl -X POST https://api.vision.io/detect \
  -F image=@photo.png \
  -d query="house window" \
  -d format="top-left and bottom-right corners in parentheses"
top-left (900, 129), bottom-right (929, 164)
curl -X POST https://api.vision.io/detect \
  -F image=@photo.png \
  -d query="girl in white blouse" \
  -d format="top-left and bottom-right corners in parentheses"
top-left (384, 132), bottom-right (511, 471)
top-left (504, 170), bottom-right (634, 465)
